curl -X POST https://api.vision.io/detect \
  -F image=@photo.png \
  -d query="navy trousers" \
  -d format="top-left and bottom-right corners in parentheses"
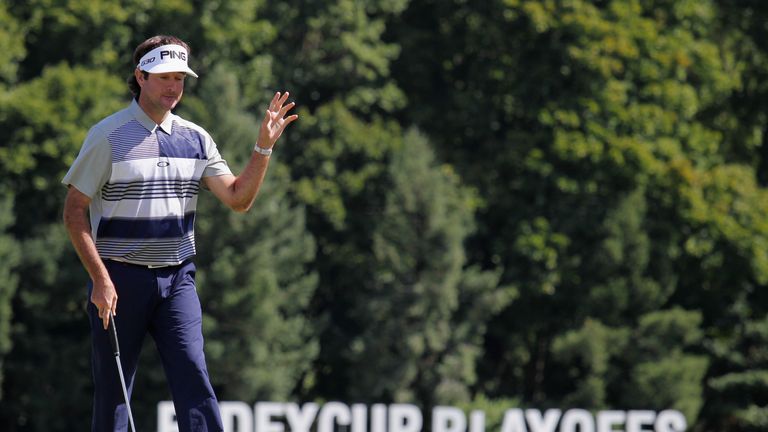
top-left (88, 259), bottom-right (223, 432)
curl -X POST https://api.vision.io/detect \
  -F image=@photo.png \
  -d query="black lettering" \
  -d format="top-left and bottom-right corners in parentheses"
top-left (160, 50), bottom-right (170, 60)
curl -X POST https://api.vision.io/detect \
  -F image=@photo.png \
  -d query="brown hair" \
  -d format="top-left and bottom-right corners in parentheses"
top-left (127, 35), bottom-right (192, 100)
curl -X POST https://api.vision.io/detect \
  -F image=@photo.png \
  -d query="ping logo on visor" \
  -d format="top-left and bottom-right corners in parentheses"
top-left (137, 44), bottom-right (198, 78)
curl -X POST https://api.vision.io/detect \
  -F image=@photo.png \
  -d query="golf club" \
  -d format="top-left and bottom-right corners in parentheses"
top-left (108, 312), bottom-right (137, 432)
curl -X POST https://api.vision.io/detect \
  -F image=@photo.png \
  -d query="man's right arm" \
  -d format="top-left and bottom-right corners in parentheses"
top-left (63, 186), bottom-right (116, 330)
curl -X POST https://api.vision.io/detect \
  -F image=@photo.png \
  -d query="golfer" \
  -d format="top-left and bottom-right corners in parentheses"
top-left (62, 35), bottom-right (297, 431)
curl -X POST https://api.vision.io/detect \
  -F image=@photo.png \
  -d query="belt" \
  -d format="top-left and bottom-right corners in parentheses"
top-left (107, 258), bottom-right (181, 269)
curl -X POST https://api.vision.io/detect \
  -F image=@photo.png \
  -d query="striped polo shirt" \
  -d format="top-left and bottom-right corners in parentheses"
top-left (62, 100), bottom-right (232, 266)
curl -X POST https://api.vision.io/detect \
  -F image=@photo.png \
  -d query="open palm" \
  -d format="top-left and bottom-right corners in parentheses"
top-left (258, 91), bottom-right (298, 150)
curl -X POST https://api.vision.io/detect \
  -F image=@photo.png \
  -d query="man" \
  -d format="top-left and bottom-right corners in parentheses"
top-left (62, 35), bottom-right (298, 431)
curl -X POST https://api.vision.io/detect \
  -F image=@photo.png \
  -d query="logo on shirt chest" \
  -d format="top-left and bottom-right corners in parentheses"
top-left (157, 161), bottom-right (170, 167)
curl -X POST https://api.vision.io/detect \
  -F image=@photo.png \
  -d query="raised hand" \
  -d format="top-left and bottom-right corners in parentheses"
top-left (256, 91), bottom-right (299, 151)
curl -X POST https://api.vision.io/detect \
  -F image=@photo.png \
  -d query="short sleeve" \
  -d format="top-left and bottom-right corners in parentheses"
top-left (202, 136), bottom-right (233, 178)
top-left (61, 126), bottom-right (112, 198)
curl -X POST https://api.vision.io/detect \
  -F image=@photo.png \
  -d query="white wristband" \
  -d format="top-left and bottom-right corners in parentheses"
top-left (254, 145), bottom-right (272, 157)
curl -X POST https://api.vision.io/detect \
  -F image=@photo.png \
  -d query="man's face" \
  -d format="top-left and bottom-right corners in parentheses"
top-left (137, 71), bottom-right (186, 112)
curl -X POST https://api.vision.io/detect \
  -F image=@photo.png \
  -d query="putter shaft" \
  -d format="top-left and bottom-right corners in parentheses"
top-left (109, 313), bottom-right (137, 432)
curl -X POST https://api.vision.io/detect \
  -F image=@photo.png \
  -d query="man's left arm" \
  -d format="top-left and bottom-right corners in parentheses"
top-left (205, 91), bottom-right (298, 212)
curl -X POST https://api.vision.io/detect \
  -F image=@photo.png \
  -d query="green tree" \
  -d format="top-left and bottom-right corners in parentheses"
top-left (698, 3), bottom-right (768, 429)
top-left (619, 308), bottom-right (708, 422)
top-left (0, 64), bottom-right (125, 430)
top-left (262, 0), bottom-right (423, 401)
top-left (0, 193), bottom-right (20, 400)
top-left (344, 129), bottom-right (510, 407)
top-left (288, 99), bottom-right (403, 400)
top-left (0, 2), bottom-right (24, 402)
top-left (266, 0), bottom-right (408, 116)
top-left (182, 66), bottom-right (319, 401)
top-left (706, 312), bottom-right (768, 431)
top-left (5, 1), bottom-right (768, 431)
top-left (551, 319), bottom-right (629, 407)
top-left (0, 2), bottom-right (25, 86)
top-left (392, 2), bottom-right (754, 428)
top-left (7, 0), bottom-right (275, 85)
top-left (712, 0), bottom-right (768, 185)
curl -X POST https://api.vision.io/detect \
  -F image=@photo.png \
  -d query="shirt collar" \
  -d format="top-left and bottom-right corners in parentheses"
top-left (129, 99), bottom-right (174, 134)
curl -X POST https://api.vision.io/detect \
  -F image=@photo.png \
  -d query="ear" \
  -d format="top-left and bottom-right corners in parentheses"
top-left (134, 68), bottom-right (145, 87)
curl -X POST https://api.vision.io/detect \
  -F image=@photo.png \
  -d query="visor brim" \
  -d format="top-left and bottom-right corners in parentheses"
top-left (141, 63), bottom-right (198, 78)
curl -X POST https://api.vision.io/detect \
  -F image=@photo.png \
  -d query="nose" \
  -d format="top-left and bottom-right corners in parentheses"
top-left (168, 83), bottom-right (182, 93)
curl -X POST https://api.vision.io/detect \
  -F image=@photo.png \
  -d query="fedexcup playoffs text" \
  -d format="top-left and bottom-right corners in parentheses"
top-left (158, 401), bottom-right (687, 432)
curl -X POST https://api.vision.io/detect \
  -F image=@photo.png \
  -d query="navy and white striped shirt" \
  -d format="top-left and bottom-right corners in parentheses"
top-left (63, 100), bottom-right (232, 266)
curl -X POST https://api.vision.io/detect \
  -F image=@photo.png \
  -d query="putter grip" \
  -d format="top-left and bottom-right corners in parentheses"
top-left (108, 314), bottom-right (120, 357)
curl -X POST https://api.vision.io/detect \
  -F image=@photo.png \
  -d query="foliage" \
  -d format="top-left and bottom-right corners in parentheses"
top-left (184, 67), bottom-right (319, 402)
top-left (0, 3), bottom-right (25, 86)
top-left (0, 63), bottom-right (124, 430)
top-left (0, 193), bottom-right (20, 399)
top-left (1, 0), bottom-right (768, 431)
top-left (344, 129), bottom-right (509, 406)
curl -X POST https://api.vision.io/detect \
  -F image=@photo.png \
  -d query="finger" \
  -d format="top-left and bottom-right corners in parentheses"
top-left (277, 114), bottom-right (299, 134)
top-left (278, 92), bottom-right (290, 107)
top-left (270, 92), bottom-right (280, 110)
top-left (278, 102), bottom-right (296, 119)
top-left (102, 312), bottom-right (110, 330)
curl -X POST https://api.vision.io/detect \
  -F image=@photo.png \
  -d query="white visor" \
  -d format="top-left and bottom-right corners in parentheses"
top-left (137, 44), bottom-right (198, 78)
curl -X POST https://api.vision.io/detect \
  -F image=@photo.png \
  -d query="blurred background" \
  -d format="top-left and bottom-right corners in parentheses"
top-left (1, 0), bottom-right (768, 430)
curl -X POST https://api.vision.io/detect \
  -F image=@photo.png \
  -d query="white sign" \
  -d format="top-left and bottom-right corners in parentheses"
top-left (158, 402), bottom-right (687, 432)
